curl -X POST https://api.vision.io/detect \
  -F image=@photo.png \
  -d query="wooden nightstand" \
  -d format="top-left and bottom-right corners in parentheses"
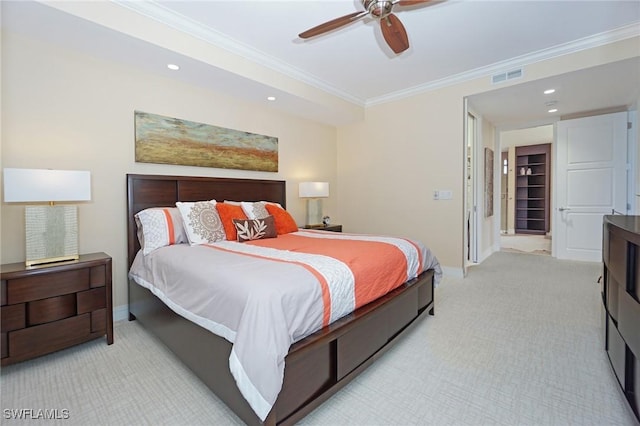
top-left (1, 252), bottom-right (113, 366)
top-left (303, 224), bottom-right (342, 232)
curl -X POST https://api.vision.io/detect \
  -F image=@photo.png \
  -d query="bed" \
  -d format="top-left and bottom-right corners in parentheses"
top-left (126, 173), bottom-right (438, 425)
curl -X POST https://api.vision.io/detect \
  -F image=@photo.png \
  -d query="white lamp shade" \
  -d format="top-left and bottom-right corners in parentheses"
top-left (299, 182), bottom-right (329, 198)
top-left (3, 168), bottom-right (91, 203)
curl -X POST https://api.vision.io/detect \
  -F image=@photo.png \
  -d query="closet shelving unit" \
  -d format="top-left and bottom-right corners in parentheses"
top-left (515, 143), bottom-right (551, 235)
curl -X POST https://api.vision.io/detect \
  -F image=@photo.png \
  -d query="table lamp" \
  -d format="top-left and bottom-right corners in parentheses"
top-left (3, 168), bottom-right (91, 266)
top-left (299, 181), bottom-right (329, 226)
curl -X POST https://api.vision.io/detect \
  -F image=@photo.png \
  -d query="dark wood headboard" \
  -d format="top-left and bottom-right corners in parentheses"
top-left (126, 174), bottom-right (286, 267)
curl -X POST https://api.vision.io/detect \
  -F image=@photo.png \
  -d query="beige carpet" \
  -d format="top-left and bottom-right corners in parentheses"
top-left (500, 234), bottom-right (551, 255)
top-left (1, 252), bottom-right (637, 425)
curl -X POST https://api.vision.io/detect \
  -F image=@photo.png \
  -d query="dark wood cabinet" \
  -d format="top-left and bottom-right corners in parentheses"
top-left (515, 143), bottom-right (550, 235)
top-left (1, 252), bottom-right (113, 365)
top-left (302, 224), bottom-right (342, 232)
top-left (603, 216), bottom-right (640, 421)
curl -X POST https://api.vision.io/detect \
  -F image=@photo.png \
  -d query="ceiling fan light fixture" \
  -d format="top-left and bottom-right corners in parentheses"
top-left (365, 0), bottom-right (393, 18)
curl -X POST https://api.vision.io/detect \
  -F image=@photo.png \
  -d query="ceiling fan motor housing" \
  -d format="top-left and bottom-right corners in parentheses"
top-left (363, 0), bottom-right (394, 19)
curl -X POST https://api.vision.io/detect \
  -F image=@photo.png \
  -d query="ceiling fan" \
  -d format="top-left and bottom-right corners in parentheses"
top-left (298, 0), bottom-right (433, 54)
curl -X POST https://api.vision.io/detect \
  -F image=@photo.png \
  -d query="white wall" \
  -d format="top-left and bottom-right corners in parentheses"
top-left (337, 85), bottom-right (467, 273)
top-left (337, 37), bottom-right (640, 273)
top-left (501, 126), bottom-right (554, 150)
top-left (1, 32), bottom-right (338, 318)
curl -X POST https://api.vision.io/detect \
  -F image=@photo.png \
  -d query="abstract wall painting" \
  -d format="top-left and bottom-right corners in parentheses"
top-left (485, 147), bottom-right (494, 217)
top-left (134, 111), bottom-right (278, 172)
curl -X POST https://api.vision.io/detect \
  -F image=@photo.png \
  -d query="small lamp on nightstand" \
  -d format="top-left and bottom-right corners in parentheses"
top-left (299, 181), bottom-right (329, 226)
top-left (3, 168), bottom-right (91, 267)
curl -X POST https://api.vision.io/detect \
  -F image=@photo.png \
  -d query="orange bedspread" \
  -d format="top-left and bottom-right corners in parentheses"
top-left (250, 233), bottom-right (419, 309)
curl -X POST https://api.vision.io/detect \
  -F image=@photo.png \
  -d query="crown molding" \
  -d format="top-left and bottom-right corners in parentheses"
top-left (113, 1), bottom-right (638, 109)
top-left (366, 22), bottom-right (640, 107)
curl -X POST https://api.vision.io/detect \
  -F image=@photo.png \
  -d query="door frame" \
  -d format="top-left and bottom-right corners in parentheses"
top-left (628, 112), bottom-right (638, 214)
top-left (463, 100), bottom-right (480, 272)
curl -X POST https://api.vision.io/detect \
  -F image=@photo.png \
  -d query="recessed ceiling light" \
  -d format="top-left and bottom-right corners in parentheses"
top-left (167, 64), bottom-right (180, 71)
top-left (267, 96), bottom-right (276, 101)
top-left (544, 89), bottom-right (555, 95)
top-left (548, 108), bottom-right (558, 113)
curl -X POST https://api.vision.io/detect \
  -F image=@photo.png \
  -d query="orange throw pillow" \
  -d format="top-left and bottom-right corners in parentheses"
top-left (216, 203), bottom-right (248, 241)
top-left (265, 204), bottom-right (298, 234)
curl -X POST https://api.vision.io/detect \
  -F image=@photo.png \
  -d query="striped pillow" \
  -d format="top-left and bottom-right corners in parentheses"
top-left (135, 207), bottom-right (189, 255)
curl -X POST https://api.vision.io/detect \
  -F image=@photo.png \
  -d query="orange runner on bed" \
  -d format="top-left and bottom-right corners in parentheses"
top-left (247, 233), bottom-right (410, 309)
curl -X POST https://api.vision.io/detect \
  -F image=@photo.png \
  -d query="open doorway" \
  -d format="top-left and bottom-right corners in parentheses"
top-left (499, 125), bottom-right (553, 255)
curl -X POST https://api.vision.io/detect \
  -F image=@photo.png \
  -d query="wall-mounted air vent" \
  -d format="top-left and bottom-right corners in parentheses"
top-left (491, 68), bottom-right (523, 84)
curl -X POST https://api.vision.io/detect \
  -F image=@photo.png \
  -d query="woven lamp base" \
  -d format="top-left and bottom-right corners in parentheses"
top-left (25, 205), bottom-right (79, 267)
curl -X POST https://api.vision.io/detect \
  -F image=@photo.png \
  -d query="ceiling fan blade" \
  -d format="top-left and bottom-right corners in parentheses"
top-left (299, 11), bottom-right (367, 39)
top-left (380, 14), bottom-right (409, 54)
top-left (396, 0), bottom-right (432, 5)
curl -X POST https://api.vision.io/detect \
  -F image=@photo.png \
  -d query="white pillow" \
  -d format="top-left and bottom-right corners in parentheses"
top-left (176, 200), bottom-right (226, 245)
top-left (135, 207), bottom-right (189, 255)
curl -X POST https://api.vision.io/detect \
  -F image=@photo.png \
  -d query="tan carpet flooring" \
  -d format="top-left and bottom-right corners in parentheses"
top-left (1, 251), bottom-right (637, 425)
top-left (500, 235), bottom-right (551, 255)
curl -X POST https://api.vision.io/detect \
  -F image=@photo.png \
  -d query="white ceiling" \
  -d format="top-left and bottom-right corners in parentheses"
top-left (2, 0), bottom-right (640, 128)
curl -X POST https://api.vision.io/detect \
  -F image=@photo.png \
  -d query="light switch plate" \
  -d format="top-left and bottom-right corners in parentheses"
top-left (439, 190), bottom-right (453, 200)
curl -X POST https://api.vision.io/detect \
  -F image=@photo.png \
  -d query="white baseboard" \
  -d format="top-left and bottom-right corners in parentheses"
top-left (478, 246), bottom-right (494, 264)
top-left (441, 266), bottom-right (464, 278)
top-left (113, 304), bottom-right (129, 323)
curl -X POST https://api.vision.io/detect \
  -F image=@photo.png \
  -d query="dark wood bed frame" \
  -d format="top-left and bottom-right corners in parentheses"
top-left (126, 173), bottom-right (435, 425)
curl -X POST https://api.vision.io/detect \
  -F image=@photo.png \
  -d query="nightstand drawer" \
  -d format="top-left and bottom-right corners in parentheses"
top-left (77, 288), bottom-right (106, 314)
top-left (27, 294), bottom-right (76, 326)
top-left (1, 304), bottom-right (26, 332)
top-left (1, 333), bottom-right (6, 358)
top-left (7, 269), bottom-right (90, 304)
top-left (90, 265), bottom-right (107, 288)
top-left (9, 313), bottom-right (90, 360)
top-left (91, 309), bottom-right (106, 333)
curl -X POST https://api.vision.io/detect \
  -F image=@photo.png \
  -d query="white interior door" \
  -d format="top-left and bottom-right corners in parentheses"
top-left (555, 111), bottom-right (627, 261)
